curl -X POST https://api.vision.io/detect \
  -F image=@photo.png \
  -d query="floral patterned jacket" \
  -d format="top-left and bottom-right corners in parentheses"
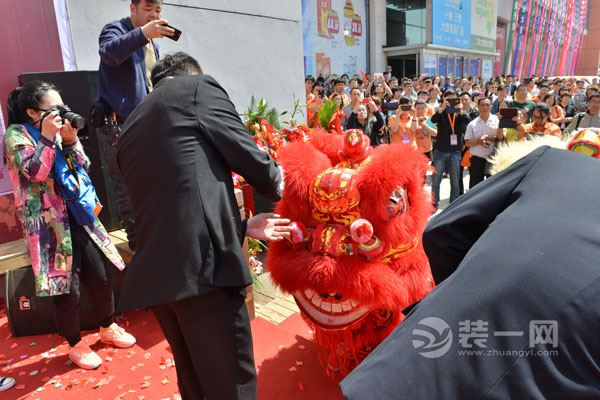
top-left (3, 124), bottom-right (125, 296)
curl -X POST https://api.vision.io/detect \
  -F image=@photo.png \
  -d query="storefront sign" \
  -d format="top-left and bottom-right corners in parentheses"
top-left (432, 0), bottom-right (471, 49)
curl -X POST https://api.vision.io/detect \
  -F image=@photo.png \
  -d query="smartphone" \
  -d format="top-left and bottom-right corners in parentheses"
top-left (162, 23), bottom-right (182, 41)
top-left (362, 98), bottom-right (371, 104)
top-left (498, 107), bottom-right (518, 128)
top-left (447, 98), bottom-right (460, 107)
top-left (400, 105), bottom-right (412, 111)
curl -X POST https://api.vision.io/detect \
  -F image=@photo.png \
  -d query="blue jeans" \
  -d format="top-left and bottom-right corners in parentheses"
top-left (431, 149), bottom-right (461, 208)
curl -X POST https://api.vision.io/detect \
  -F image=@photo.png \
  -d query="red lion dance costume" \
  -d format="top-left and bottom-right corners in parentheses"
top-left (267, 129), bottom-right (435, 376)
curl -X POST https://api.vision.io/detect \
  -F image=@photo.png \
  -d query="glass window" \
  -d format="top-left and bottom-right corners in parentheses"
top-left (386, 0), bottom-right (426, 47)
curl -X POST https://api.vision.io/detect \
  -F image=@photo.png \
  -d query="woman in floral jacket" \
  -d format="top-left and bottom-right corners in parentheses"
top-left (4, 81), bottom-right (136, 370)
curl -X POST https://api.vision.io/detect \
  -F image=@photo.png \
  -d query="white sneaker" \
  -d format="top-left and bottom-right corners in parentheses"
top-left (0, 376), bottom-right (16, 392)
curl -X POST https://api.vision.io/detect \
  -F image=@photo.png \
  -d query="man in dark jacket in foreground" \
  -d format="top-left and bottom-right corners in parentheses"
top-left (117, 52), bottom-right (292, 400)
top-left (341, 146), bottom-right (600, 399)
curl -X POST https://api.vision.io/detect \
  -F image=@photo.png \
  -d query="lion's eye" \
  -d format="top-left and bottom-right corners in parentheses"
top-left (387, 185), bottom-right (409, 217)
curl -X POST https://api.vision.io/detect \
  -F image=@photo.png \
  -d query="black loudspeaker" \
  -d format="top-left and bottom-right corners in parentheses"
top-left (18, 71), bottom-right (121, 231)
top-left (5, 264), bottom-right (125, 337)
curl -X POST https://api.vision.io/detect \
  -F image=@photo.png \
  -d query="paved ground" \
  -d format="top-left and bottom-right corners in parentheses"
top-left (255, 170), bottom-right (472, 323)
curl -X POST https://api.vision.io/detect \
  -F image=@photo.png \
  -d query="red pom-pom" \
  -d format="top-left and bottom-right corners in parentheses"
top-left (350, 219), bottom-right (373, 243)
top-left (289, 221), bottom-right (308, 243)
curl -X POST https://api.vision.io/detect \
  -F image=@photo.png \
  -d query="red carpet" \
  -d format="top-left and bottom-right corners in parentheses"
top-left (0, 305), bottom-right (343, 399)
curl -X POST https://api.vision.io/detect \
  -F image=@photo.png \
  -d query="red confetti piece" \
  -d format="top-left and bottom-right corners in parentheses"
top-left (144, 352), bottom-right (151, 360)
top-left (141, 381), bottom-right (151, 388)
top-left (299, 382), bottom-right (305, 392)
top-left (10, 343), bottom-right (18, 349)
top-left (16, 384), bottom-right (26, 390)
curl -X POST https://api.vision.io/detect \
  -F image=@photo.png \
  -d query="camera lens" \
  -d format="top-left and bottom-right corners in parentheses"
top-left (59, 105), bottom-right (86, 129)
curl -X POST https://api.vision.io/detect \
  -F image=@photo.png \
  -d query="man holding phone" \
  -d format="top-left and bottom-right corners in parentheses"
top-left (93, 0), bottom-right (174, 249)
top-left (430, 90), bottom-right (470, 210)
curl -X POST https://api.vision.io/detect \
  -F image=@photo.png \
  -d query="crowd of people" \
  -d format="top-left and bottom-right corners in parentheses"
top-left (305, 71), bottom-right (600, 209)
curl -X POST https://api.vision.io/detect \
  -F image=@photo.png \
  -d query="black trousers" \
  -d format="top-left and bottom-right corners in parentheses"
top-left (469, 155), bottom-right (489, 189)
top-left (97, 123), bottom-right (136, 247)
top-left (152, 288), bottom-right (257, 400)
top-left (53, 214), bottom-right (115, 345)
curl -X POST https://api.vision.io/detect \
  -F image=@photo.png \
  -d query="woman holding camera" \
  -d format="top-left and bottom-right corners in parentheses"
top-left (346, 98), bottom-right (385, 146)
top-left (4, 81), bottom-right (135, 370)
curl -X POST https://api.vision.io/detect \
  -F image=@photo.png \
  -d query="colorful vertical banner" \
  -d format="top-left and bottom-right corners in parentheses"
top-left (504, 0), bottom-right (520, 74)
top-left (511, 0), bottom-right (528, 75)
top-left (527, 0), bottom-right (544, 77)
top-left (494, 24), bottom-right (506, 76)
top-left (432, 0), bottom-right (472, 49)
top-left (302, 0), bottom-right (367, 77)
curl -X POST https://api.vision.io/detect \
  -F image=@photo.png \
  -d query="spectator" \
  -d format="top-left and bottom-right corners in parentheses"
top-left (346, 99), bottom-right (385, 146)
top-left (543, 93), bottom-right (564, 126)
top-left (516, 103), bottom-right (562, 139)
top-left (342, 87), bottom-right (363, 129)
top-left (564, 92), bottom-right (600, 135)
top-left (412, 99), bottom-right (434, 159)
top-left (402, 80), bottom-right (417, 100)
top-left (510, 84), bottom-right (536, 123)
top-left (464, 97), bottom-right (502, 188)
top-left (430, 90), bottom-right (470, 210)
top-left (532, 84), bottom-right (550, 103)
top-left (305, 75), bottom-right (316, 101)
top-left (388, 97), bottom-right (416, 147)
top-left (557, 92), bottom-right (577, 130)
top-left (492, 85), bottom-right (510, 114)
top-left (573, 79), bottom-right (588, 111)
top-left (330, 79), bottom-right (350, 108)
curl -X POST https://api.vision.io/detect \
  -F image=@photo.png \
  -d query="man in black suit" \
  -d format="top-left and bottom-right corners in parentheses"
top-left (117, 52), bottom-right (292, 400)
top-left (341, 146), bottom-right (600, 399)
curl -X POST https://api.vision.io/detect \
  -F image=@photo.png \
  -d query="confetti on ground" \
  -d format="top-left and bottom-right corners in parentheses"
top-left (288, 366), bottom-right (297, 372)
top-left (296, 360), bottom-right (304, 366)
top-left (299, 344), bottom-right (306, 350)
top-left (299, 382), bottom-right (305, 392)
top-left (161, 378), bottom-right (169, 385)
top-left (10, 342), bottom-right (18, 349)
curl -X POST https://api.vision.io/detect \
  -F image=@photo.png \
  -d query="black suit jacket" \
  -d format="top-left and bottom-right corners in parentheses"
top-left (116, 74), bottom-right (281, 311)
top-left (341, 147), bottom-right (600, 399)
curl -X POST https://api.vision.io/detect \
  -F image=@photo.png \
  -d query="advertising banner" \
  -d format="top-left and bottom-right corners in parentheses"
top-left (303, 0), bottom-right (368, 77)
top-left (424, 53), bottom-right (437, 76)
top-left (481, 58), bottom-right (493, 80)
top-left (432, 0), bottom-right (471, 49)
top-left (470, 0), bottom-right (497, 52)
top-left (438, 56), bottom-right (448, 76)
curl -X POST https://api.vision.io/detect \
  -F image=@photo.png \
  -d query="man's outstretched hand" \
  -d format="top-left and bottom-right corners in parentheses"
top-left (246, 213), bottom-right (293, 241)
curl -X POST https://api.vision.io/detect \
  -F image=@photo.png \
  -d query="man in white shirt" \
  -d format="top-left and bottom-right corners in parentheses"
top-left (564, 93), bottom-right (600, 135)
top-left (464, 97), bottom-right (503, 188)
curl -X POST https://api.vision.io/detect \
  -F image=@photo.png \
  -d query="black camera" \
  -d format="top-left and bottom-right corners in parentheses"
top-left (43, 105), bottom-right (86, 129)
